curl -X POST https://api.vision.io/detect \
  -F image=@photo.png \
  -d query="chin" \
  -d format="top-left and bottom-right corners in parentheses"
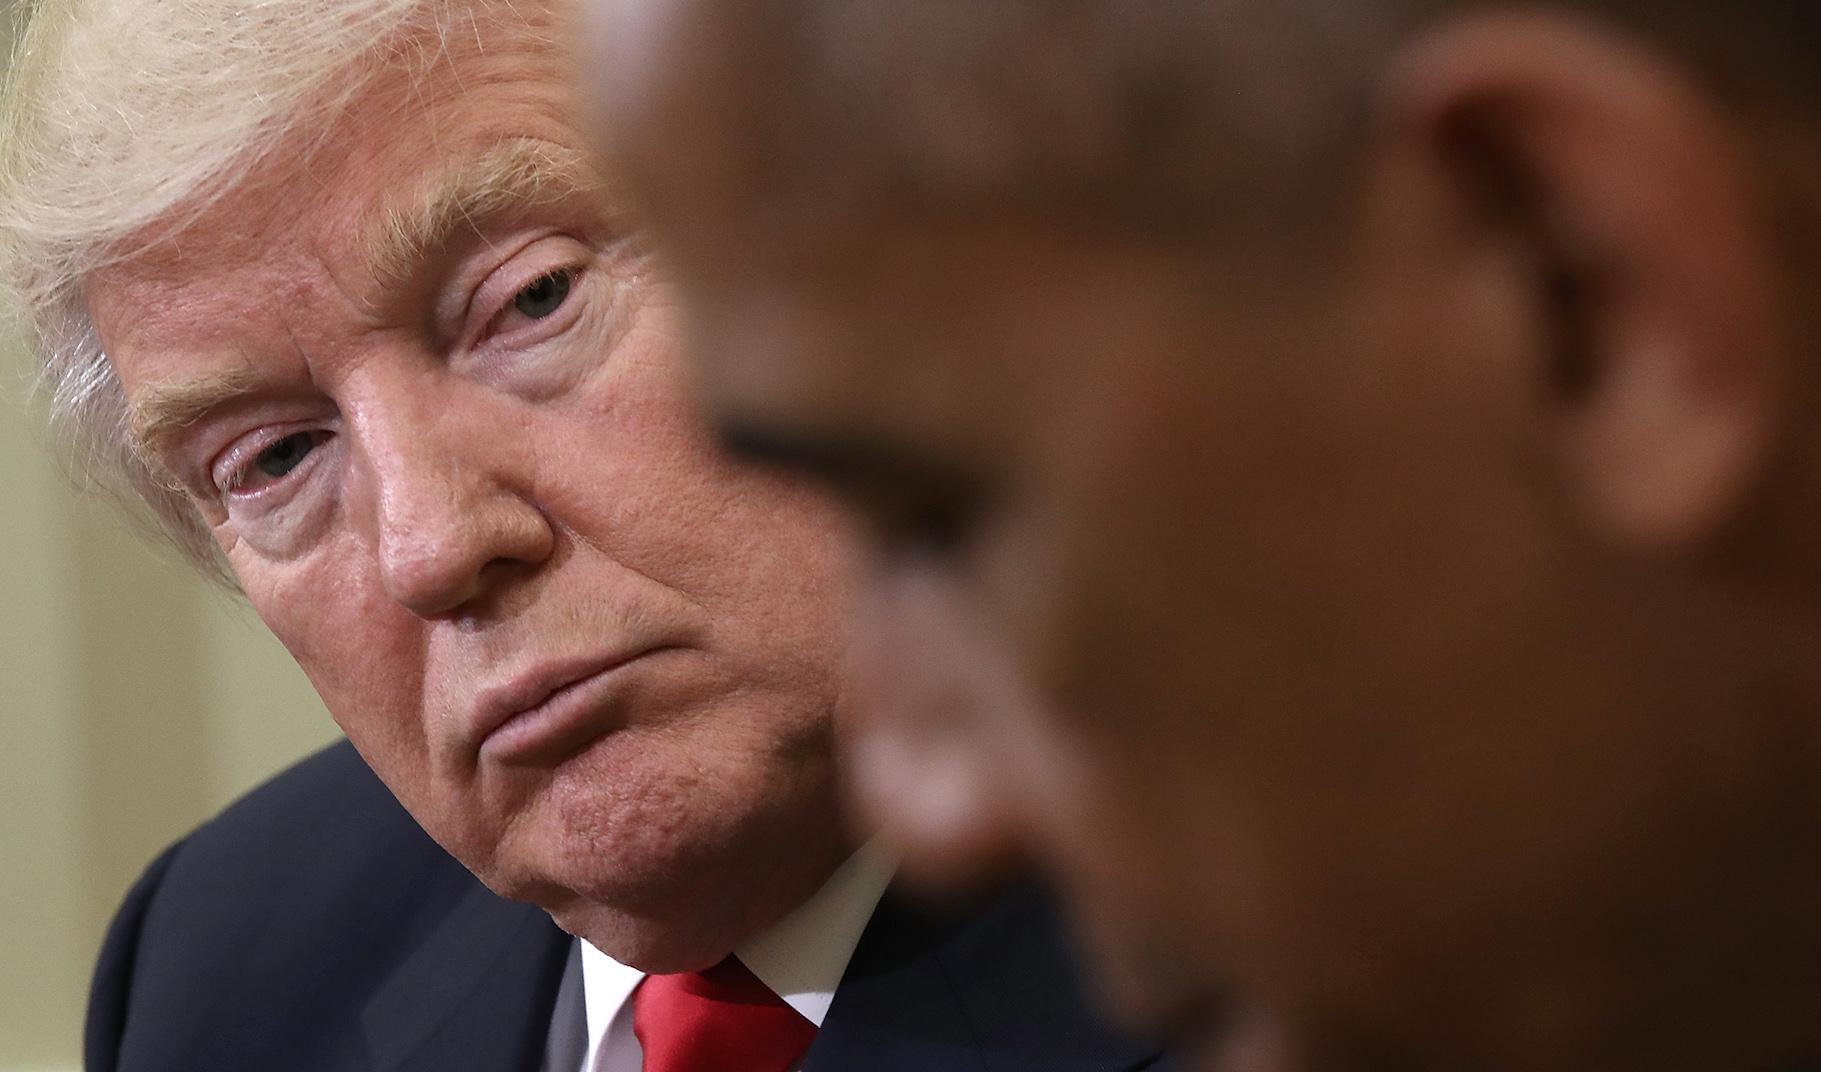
top-left (549, 899), bottom-right (744, 974)
top-left (466, 824), bottom-right (764, 972)
top-left (518, 823), bottom-right (846, 973)
top-left (484, 747), bottom-right (849, 968)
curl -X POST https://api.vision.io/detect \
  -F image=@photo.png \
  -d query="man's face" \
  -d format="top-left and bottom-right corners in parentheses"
top-left (583, 0), bottom-right (1791, 1058)
top-left (85, 5), bottom-right (859, 971)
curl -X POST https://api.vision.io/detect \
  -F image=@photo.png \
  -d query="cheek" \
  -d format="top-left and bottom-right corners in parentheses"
top-left (549, 354), bottom-right (863, 660)
top-left (234, 544), bottom-right (431, 770)
top-left (1006, 438), bottom-right (1223, 745)
top-left (847, 565), bottom-right (1010, 760)
top-left (959, 506), bottom-right (1209, 920)
top-left (844, 563), bottom-right (1071, 885)
top-left (553, 330), bottom-right (839, 581)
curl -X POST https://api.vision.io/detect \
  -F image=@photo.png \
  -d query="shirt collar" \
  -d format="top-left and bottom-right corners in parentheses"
top-left (580, 839), bottom-right (896, 1040)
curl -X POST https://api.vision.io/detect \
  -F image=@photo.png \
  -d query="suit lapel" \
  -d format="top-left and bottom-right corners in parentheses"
top-left (807, 887), bottom-right (1164, 1072)
top-left (805, 891), bottom-right (991, 1072)
top-left (361, 880), bottom-right (573, 1072)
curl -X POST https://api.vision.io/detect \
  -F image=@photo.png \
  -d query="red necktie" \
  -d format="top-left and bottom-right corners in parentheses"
top-left (632, 956), bottom-right (818, 1072)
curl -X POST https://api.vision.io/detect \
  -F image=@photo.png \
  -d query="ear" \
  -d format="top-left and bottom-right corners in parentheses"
top-left (1381, 10), bottom-right (1787, 554)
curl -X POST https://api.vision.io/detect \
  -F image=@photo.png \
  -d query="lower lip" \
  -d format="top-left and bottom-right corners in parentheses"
top-left (480, 650), bottom-right (673, 766)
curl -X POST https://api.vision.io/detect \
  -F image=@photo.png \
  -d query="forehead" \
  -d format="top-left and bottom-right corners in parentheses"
top-left (89, 3), bottom-right (585, 359)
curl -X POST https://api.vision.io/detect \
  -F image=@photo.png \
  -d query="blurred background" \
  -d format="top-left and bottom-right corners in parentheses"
top-left (1, 12), bottom-right (342, 1055)
top-left (1, 332), bottom-right (340, 1072)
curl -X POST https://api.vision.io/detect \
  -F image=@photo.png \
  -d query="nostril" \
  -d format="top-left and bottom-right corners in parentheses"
top-left (379, 533), bottom-right (485, 615)
top-left (375, 488), bottom-right (556, 618)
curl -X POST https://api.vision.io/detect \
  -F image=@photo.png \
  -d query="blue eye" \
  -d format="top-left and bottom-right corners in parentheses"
top-left (256, 431), bottom-right (319, 478)
top-left (228, 431), bottom-right (324, 493)
top-left (513, 269), bottom-right (573, 320)
top-left (212, 427), bottom-right (333, 501)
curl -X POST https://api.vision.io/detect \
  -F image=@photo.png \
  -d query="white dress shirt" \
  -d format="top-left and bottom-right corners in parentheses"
top-left (575, 841), bottom-right (896, 1072)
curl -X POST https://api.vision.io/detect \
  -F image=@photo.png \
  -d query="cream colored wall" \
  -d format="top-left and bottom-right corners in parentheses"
top-left (0, 324), bottom-right (343, 1068)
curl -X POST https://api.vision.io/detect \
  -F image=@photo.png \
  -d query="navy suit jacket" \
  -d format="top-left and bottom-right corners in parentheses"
top-left (86, 740), bottom-right (1167, 1072)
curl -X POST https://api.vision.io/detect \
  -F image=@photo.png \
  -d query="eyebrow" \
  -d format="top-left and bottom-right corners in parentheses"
top-left (124, 141), bottom-right (611, 473)
top-left (361, 138), bottom-right (609, 293)
top-left (126, 364), bottom-right (268, 477)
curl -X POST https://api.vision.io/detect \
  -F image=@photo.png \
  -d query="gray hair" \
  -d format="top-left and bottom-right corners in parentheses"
top-left (0, 0), bottom-right (439, 578)
top-left (728, 1), bottom-right (1821, 252)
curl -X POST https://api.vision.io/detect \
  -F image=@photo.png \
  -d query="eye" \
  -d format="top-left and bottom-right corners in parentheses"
top-left (483, 266), bottom-right (579, 341)
top-left (857, 483), bottom-right (986, 560)
top-left (514, 269), bottom-right (572, 319)
top-left (222, 429), bottom-right (330, 495)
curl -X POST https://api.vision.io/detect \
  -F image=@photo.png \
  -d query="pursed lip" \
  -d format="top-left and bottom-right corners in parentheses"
top-left (468, 647), bottom-right (670, 764)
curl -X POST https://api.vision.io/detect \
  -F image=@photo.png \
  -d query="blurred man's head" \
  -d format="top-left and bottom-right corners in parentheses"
top-left (0, 0), bottom-right (862, 973)
top-left (587, 1), bottom-right (1821, 1065)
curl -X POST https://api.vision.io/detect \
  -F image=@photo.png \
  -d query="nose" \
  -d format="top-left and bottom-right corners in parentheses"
top-left (846, 560), bottom-right (1037, 891)
top-left (357, 389), bottom-right (555, 618)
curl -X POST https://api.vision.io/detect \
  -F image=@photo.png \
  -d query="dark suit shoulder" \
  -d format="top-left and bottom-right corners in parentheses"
top-left (937, 888), bottom-right (1175, 1072)
top-left (175, 736), bottom-right (422, 867)
top-left (130, 739), bottom-right (473, 971)
top-left (89, 740), bottom-right (509, 1072)
top-left (813, 885), bottom-right (1172, 1072)
top-left (86, 839), bottom-right (185, 1072)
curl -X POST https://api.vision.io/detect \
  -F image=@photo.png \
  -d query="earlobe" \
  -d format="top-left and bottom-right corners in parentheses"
top-left (1383, 9), bottom-right (1787, 554)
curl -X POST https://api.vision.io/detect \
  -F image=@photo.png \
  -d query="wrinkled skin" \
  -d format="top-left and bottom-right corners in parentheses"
top-left (87, 2), bottom-right (860, 972)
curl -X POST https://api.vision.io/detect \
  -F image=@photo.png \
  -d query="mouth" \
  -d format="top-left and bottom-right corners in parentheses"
top-left (470, 647), bottom-right (677, 766)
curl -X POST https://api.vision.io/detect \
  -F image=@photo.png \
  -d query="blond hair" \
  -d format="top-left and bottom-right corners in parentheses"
top-left (0, 0), bottom-right (439, 578)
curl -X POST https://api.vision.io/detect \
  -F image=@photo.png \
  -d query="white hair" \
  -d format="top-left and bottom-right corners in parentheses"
top-left (0, 0), bottom-right (450, 580)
